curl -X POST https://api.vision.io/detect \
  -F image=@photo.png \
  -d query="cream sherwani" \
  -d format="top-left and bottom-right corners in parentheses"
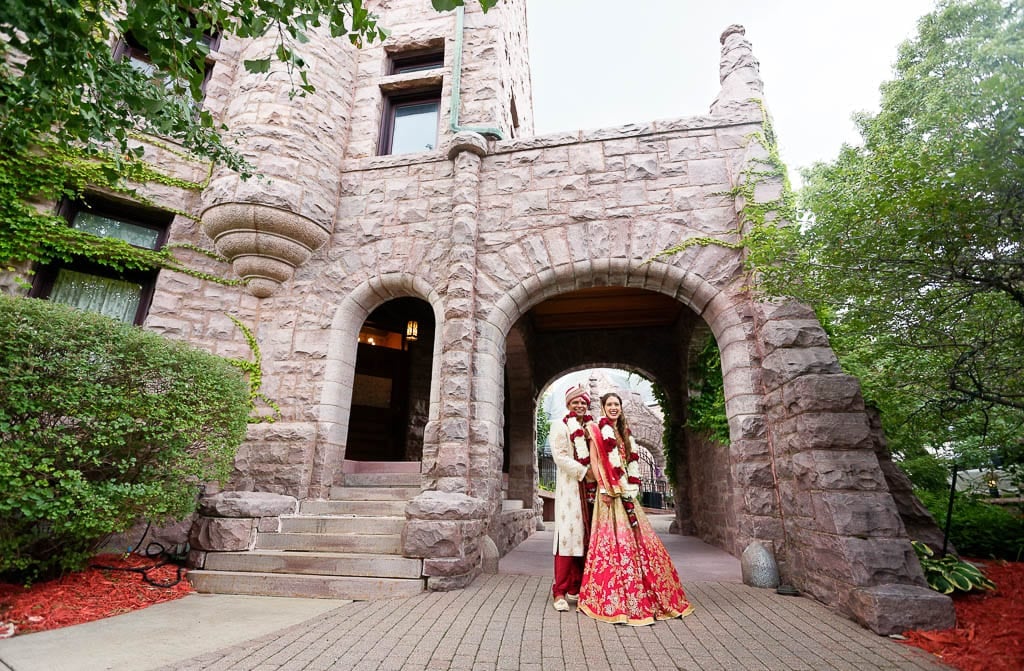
top-left (550, 420), bottom-right (590, 556)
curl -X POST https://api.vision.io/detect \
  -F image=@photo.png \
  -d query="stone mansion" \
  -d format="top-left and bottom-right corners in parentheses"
top-left (6, 0), bottom-right (953, 634)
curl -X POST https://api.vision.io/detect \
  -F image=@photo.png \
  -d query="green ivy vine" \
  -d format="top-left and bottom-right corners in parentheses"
top-left (731, 100), bottom-right (802, 279)
top-left (0, 142), bottom-right (239, 288)
top-left (650, 101), bottom-right (796, 270)
top-left (651, 382), bottom-right (678, 486)
top-left (649, 100), bottom-right (794, 455)
top-left (226, 314), bottom-right (282, 424)
top-left (686, 337), bottom-right (730, 445)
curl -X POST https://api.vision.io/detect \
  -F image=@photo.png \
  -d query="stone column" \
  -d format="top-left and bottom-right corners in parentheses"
top-left (406, 132), bottom-right (491, 590)
top-left (710, 24), bottom-right (764, 115)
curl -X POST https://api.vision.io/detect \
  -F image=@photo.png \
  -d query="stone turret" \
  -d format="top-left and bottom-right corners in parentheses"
top-left (710, 24), bottom-right (764, 115)
top-left (200, 27), bottom-right (360, 296)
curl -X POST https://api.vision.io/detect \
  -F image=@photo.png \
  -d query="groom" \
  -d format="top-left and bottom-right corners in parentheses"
top-left (548, 384), bottom-right (596, 611)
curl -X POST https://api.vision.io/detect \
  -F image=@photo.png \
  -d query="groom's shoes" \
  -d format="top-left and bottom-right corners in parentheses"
top-left (553, 597), bottom-right (570, 612)
top-left (566, 593), bottom-right (579, 603)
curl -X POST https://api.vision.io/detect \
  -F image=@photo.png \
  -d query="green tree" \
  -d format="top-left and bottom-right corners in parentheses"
top-left (0, 0), bottom-right (493, 285)
top-left (750, 0), bottom-right (1024, 464)
top-left (536, 405), bottom-right (551, 452)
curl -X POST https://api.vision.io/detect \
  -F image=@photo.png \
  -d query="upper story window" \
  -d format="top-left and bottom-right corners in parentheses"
top-left (382, 94), bottom-right (441, 155)
top-left (114, 30), bottom-right (220, 103)
top-left (390, 51), bottom-right (443, 75)
top-left (30, 199), bottom-right (171, 325)
top-left (379, 50), bottom-right (444, 156)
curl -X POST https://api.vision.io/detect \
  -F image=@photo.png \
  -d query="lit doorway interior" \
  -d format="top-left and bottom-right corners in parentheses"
top-left (346, 297), bottom-right (433, 462)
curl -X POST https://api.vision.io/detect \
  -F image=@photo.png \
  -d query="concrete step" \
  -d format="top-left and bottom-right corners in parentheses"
top-left (188, 570), bottom-right (424, 600)
top-left (342, 472), bottom-right (421, 487)
top-left (203, 551), bottom-right (422, 579)
top-left (502, 499), bottom-right (524, 511)
top-left (329, 486), bottom-right (421, 501)
top-left (279, 515), bottom-right (404, 535)
top-left (256, 532), bottom-right (402, 554)
top-left (300, 499), bottom-right (407, 517)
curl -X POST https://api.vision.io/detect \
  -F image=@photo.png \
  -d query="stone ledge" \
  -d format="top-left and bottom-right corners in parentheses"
top-left (847, 584), bottom-right (955, 635)
top-left (199, 491), bottom-right (298, 518)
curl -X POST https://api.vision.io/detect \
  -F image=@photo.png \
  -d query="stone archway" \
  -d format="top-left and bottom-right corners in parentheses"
top-left (310, 274), bottom-right (443, 499)
top-left (345, 296), bottom-right (435, 463)
top-left (477, 256), bottom-right (951, 634)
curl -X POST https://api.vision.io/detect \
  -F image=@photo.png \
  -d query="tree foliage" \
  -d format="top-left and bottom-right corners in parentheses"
top-left (750, 0), bottom-right (1024, 463)
top-left (536, 405), bottom-right (551, 452)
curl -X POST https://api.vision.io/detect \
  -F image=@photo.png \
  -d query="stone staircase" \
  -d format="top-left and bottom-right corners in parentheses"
top-left (188, 471), bottom-right (426, 599)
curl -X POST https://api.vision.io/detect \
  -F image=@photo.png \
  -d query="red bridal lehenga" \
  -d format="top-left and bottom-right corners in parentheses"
top-left (577, 420), bottom-right (693, 626)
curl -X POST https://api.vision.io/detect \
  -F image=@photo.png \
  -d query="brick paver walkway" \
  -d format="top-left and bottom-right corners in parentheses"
top-left (158, 575), bottom-right (951, 671)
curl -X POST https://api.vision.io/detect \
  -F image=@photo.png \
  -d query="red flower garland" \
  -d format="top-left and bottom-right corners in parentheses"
top-left (563, 413), bottom-right (593, 465)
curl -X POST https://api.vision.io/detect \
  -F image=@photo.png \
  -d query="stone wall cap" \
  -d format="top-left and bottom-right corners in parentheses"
top-left (199, 491), bottom-right (298, 518)
top-left (447, 131), bottom-right (489, 159)
top-left (407, 490), bottom-right (488, 520)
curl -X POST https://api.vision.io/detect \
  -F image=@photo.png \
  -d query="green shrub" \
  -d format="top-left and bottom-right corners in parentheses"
top-left (0, 296), bottom-right (250, 583)
top-left (916, 489), bottom-right (1024, 561)
top-left (911, 540), bottom-right (996, 594)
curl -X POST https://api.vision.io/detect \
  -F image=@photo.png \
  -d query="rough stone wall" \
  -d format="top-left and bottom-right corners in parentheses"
top-left (685, 429), bottom-right (735, 547)
top-left (504, 324), bottom-right (539, 511)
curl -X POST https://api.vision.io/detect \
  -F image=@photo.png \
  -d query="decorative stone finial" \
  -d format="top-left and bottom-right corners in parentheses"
top-left (202, 202), bottom-right (331, 298)
top-left (710, 23), bottom-right (765, 115)
top-left (446, 131), bottom-right (489, 159)
top-left (720, 24), bottom-right (746, 44)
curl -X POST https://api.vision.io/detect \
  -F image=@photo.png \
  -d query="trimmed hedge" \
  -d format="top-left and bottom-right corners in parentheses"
top-left (0, 296), bottom-right (250, 583)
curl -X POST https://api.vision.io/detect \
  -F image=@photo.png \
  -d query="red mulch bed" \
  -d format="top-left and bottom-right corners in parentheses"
top-left (0, 553), bottom-right (192, 637)
top-left (900, 559), bottom-right (1024, 671)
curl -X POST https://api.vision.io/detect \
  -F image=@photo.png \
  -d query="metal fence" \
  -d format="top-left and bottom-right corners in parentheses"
top-left (536, 449), bottom-right (671, 509)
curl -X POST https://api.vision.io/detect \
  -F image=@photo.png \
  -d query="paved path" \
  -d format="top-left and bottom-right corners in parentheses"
top-left (151, 575), bottom-right (948, 671)
top-left (0, 515), bottom-right (952, 670)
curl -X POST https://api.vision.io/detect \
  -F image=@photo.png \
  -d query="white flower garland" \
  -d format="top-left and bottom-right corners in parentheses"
top-left (563, 413), bottom-right (591, 463)
top-left (599, 418), bottom-right (643, 499)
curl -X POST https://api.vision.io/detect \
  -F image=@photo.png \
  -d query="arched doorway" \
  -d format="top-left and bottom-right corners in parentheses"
top-left (537, 368), bottom-right (674, 517)
top-left (345, 297), bottom-right (434, 463)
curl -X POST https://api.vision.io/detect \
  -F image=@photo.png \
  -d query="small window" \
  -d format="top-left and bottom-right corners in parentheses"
top-left (382, 94), bottom-right (441, 155)
top-left (115, 30), bottom-right (218, 102)
top-left (390, 50), bottom-right (443, 75)
top-left (30, 200), bottom-right (171, 325)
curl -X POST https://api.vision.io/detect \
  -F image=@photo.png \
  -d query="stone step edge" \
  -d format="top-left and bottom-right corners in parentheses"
top-left (188, 570), bottom-right (426, 599)
top-left (280, 514), bottom-right (406, 520)
top-left (189, 570), bottom-right (425, 586)
top-left (202, 550), bottom-right (422, 579)
top-left (211, 549), bottom-right (416, 560)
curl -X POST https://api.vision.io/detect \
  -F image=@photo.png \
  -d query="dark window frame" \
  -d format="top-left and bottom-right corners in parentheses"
top-left (379, 90), bottom-right (442, 156)
top-left (389, 50), bottom-right (443, 75)
top-left (30, 198), bottom-right (172, 326)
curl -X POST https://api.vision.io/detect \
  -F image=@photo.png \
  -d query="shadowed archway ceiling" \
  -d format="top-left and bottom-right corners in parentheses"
top-left (529, 287), bottom-right (685, 332)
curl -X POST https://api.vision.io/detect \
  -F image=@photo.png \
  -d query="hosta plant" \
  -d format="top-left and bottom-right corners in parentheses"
top-left (912, 540), bottom-right (997, 595)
